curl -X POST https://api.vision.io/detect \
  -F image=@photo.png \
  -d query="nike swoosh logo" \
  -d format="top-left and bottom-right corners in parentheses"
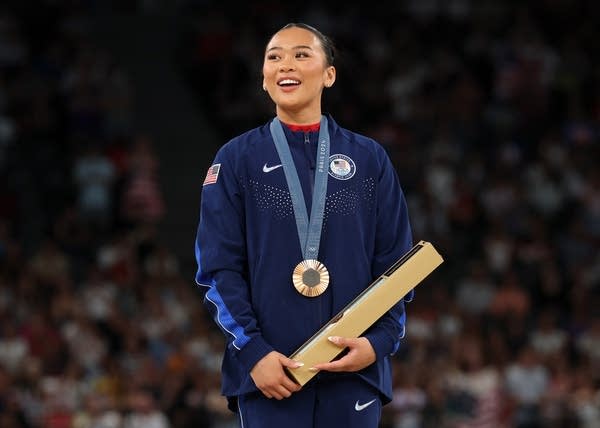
top-left (354, 399), bottom-right (377, 412)
top-left (263, 163), bottom-right (283, 173)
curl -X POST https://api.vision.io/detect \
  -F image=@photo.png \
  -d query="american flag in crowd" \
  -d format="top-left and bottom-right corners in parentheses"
top-left (203, 163), bottom-right (221, 186)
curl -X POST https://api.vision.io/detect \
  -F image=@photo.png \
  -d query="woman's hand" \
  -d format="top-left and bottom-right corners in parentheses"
top-left (311, 336), bottom-right (376, 372)
top-left (250, 351), bottom-right (303, 399)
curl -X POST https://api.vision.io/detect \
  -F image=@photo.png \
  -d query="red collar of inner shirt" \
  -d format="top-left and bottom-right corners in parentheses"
top-left (282, 122), bottom-right (321, 132)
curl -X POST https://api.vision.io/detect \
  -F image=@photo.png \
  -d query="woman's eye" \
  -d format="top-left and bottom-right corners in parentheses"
top-left (267, 54), bottom-right (280, 60)
top-left (296, 51), bottom-right (310, 58)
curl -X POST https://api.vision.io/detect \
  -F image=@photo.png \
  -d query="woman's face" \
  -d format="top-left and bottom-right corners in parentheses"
top-left (262, 27), bottom-right (335, 122)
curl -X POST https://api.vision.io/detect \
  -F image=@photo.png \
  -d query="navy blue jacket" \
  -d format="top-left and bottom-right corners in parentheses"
top-left (195, 115), bottom-right (413, 408)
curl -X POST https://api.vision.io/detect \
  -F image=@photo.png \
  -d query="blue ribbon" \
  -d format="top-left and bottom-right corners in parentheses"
top-left (269, 116), bottom-right (330, 260)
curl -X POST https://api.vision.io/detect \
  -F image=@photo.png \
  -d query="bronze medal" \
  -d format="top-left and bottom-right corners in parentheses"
top-left (292, 259), bottom-right (330, 297)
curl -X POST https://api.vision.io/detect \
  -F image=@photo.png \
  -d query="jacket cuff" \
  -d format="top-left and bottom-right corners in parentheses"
top-left (235, 335), bottom-right (274, 373)
top-left (364, 327), bottom-right (396, 360)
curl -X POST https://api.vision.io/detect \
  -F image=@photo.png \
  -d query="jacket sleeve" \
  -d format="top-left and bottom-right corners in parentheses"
top-left (363, 144), bottom-right (414, 359)
top-left (195, 144), bottom-right (274, 374)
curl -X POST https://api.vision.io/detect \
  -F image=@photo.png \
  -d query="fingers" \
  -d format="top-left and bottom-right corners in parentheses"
top-left (276, 355), bottom-right (302, 394)
top-left (328, 335), bottom-right (346, 346)
top-left (259, 376), bottom-right (301, 400)
top-left (280, 356), bottom-right (304, 369)
top-left (311, 336), bottom-right (376, 373)
top-left (251, 352), bottom-right (302, 400)
top-left (328, 335), bottom-right (359, 348)
top-left (311, 358), bottom-right (346, 372)
top-left (281, 375), bottom-right (302, 392)
top-left (263, 384), bottom-right (294, 400)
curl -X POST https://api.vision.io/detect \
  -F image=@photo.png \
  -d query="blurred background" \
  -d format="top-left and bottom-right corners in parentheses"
top-left (0, 0), bottom-right (598, 427)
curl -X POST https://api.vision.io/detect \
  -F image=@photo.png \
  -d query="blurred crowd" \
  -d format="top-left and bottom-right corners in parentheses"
top-left (0, 2), bottom-right (231, 428)
top-left (0, 1), bottom-right (598, 428)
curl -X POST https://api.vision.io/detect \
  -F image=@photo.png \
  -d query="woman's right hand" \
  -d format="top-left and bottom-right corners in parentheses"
top-left (250, 351), bottom-right (303, 399)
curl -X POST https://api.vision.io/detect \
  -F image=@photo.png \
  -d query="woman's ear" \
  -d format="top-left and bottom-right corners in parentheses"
top-left (324, 66), bottom-right (336, 88)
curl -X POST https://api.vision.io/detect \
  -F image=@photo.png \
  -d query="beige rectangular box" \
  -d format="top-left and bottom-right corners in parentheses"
top-left (286, 240), bottom-right (443, 385)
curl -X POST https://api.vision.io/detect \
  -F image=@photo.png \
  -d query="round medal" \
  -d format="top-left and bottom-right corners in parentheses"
top-left (292, 259), bottom-right (330, 297)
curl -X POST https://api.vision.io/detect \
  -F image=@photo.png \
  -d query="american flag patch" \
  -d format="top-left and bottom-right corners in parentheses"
top-left (203, 163), bottom-right (221, 186)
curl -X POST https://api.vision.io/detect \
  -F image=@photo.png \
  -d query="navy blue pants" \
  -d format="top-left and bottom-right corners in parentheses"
top-left (237, 375), bottom-right (381, 428)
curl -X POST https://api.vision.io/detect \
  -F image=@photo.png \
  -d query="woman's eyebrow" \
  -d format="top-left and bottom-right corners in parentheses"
top-left (266, 45), bottom-right (314, 52)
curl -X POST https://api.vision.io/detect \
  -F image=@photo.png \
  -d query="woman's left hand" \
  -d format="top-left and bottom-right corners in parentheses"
top-left (310, 336), bottom-right (376, 372)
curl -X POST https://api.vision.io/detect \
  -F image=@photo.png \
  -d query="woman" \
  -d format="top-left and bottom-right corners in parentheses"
top-left (195, 23), bottom-right (414, 428)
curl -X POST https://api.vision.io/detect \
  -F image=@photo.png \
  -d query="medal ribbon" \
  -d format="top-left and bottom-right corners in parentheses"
top-left (269, 116), bottom-right (330, 261)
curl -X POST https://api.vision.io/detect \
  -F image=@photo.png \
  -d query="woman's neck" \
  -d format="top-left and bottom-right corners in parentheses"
top-left (276, 107), bottom-right (322, 126)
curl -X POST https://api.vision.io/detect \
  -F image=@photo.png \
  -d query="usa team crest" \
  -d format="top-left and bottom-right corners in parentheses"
top-left (328, 154), bottom-right (356, 180)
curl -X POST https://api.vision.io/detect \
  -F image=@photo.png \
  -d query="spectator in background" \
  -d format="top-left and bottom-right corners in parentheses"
top-left (528, 309), bottom-right (567, 361)
top-left (28, 238), bottom-right (70, 289)
top-left (122, 387), bottom-right (170, 428)
top-left (569, 366), bottom-right (600, 428)
top-left (504, 345), bottom-right (549, 428)
top-left (72, 392), bottom-right (122, 428)
top-left (0, 318), bottom-right (28, 375)
top-left (443, 334), bottom-right (505, 427)
top-left (539, 354), bottom-right (575, 428)
top-left (73, 143), bottom-right (117, 230)
top-left (0, 365), bottom-right (29, 428)
top-left (388, 364), bottom-right (427, 428)
top-left (576, 317), bottom-right (600, 378)
top-left (120, 134), bottom-right (165, 227)
top-left (455, 261), bottom-right (495, 316)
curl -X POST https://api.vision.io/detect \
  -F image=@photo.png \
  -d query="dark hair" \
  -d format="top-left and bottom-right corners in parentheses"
top-left (272, 23), bottom-right (336, 67)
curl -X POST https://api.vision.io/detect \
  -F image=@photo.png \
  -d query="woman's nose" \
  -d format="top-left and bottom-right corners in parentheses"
top-left (279, 60), bottom-right (295, 72)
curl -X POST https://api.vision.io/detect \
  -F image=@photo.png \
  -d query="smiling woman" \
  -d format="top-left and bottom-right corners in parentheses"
top-left (262, 24), bottom-right (336, 125)
top-left (195, 22), bottom-right (414, 428)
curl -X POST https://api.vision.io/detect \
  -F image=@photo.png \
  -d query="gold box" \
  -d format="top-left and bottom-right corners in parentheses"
top-left (286, 240), bottom-right (443, 385)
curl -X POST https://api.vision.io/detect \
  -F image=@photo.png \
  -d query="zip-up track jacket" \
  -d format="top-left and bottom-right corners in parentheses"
top-left (195, 115), bottom-right (413, 408)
